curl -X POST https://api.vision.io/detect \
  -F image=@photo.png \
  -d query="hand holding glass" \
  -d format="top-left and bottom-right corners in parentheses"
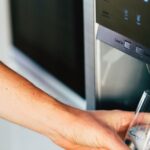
top-left (125, 90), bottom-right (150, 150)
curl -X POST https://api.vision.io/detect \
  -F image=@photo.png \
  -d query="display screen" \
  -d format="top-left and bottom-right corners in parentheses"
top-left (96, 0), bottom-right (150, 49)
top-left (10, 0), bottom-right (85, 97)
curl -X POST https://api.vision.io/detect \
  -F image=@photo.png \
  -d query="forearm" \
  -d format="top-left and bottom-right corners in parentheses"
top-left (0, 63), bottom-right (131, 150)
top-left (0, 62), bottom-right (72, 137)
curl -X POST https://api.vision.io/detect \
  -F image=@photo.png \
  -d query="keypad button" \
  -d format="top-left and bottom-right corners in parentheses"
top-left (124, 41), bottom-right (131, 49)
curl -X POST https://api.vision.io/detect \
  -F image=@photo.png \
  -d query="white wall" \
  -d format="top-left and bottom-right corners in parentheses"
top-left (0, 0), bottom-right (11, 62)
top-left (0, 1), bottom-right (62, 149)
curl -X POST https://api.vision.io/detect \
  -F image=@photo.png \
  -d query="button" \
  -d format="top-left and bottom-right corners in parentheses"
top-left (136, 14), bottom-right (142, 26)
top-left (124, 41), bottom-right (131, 49)
top-left (136, 47), bottom-right (144, 55)
top-left (123, 9), bottom-right (129, 21)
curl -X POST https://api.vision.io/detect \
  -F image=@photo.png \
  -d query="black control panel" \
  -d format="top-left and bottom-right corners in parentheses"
top-left (96, 0), bottom-right (150, 63)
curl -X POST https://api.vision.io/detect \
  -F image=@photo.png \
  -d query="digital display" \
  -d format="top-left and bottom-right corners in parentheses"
top-left (96, 0), bottom-right (150, 50)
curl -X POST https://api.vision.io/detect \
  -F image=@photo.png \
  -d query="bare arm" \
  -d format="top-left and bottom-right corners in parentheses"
top-left (0, 62), bottom-right (131, 150)
top-left (0, 62), bottom-right (66, 134)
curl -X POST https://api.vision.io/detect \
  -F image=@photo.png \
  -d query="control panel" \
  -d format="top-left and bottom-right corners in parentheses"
top-left (96, 0), bottom-right (150, 63)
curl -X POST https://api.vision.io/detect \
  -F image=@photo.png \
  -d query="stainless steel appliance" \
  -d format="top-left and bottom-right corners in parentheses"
top-left (84, 0), bottom-right (150, 110)
top-left (10, 0), bottom-right (150, 110)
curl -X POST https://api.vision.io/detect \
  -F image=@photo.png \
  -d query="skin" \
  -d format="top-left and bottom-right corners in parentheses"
top-left (0, 62), bottom-right (135, 150)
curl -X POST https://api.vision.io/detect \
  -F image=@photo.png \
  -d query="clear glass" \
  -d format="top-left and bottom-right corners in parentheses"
top-left (125, 90), bottom-right (150, 150)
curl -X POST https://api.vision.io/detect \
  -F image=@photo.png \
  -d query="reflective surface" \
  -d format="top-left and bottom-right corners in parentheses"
top-left (96, 0), bottom-right (150, 49)
top-left (10, 0), bottom-right (85, 98)
top-left (96, 40), bottom-right (150, 110)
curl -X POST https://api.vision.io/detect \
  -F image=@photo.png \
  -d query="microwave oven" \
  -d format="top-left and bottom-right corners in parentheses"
top-left (10, 0), bottom-right (86, 108)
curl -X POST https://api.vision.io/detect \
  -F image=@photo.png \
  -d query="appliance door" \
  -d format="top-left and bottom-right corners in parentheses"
top-left (95, 33), bottom-right (150, 111)
top-left (84, 0), bottom-right (150, 110)
top-left (10, 0), bottom-right (85, 98)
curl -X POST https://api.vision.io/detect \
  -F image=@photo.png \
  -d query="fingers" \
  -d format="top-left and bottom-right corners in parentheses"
top-left (67, 145), bottom-right (107, 150)
top-left (86, 110), bottom-right (133, 148)
top-left (111, 111), bottom-right (134, 135)
top-left (134, 112), bottom-right (150, 125)
top-left (91, 110), bottom-right (134, 133)
top-left (101, 128), bottom-right (130, 150)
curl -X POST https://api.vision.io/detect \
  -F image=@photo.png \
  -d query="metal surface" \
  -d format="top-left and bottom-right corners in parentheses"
top-left (83, 0), bottom-right (150, 110)
top-left (97, 25), bottom-right (150, 64)
top-left (8, 0), bottom-right (150, 111)
top-left (84, 0), bottom-right (96, 110)
top-left (96, 38), bottom-right (150, 110)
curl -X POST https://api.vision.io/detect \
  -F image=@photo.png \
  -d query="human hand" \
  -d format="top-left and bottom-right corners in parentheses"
top-left (47, 107), bottom-right (133, 150)
top-left (0, 63), bottom-right (132, 150)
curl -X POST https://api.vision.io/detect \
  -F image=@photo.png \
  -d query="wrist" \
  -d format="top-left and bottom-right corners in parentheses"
top-left (43, 98), bottom-right (81, 140)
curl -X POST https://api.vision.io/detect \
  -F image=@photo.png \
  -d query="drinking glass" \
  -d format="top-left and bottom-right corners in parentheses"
top-left (125, 90), bottom-right (150, 150)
